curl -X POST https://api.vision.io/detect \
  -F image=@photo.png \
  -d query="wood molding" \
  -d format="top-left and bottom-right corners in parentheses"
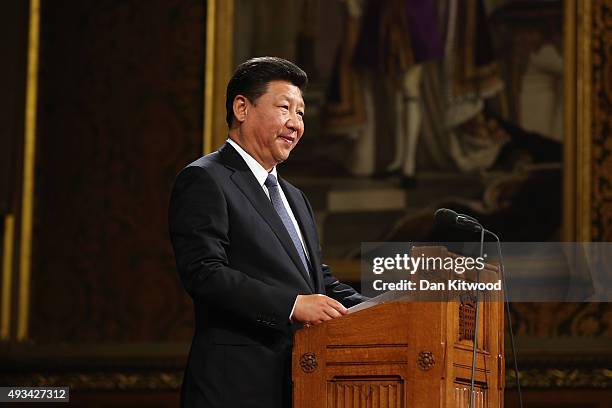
top-left (0, 342), bottom-right (190, 370)
top-left (564, 0), bottom-right (577, 241)
top-left (16, 0), bottom-right (41, 342)
top-left (563, 0), bottom-right (591, 242)
top-left (1, 368), bottom-right (610, 391)
top-left (507, 368), bottom-right (612, 389)
top-left (564, 0), bottom-right (611, 242)
top-left (203, 0), bottom-right (234, 154)
top-left (1, 214), bottom-right (15, 340)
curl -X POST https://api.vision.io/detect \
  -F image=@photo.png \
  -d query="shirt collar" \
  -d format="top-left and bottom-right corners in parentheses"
top-left (227, 138), bottom-right (277, 186)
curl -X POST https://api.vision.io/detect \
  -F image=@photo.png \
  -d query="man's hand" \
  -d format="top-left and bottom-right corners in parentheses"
top-left (292, 294), bottom-right (348, 325)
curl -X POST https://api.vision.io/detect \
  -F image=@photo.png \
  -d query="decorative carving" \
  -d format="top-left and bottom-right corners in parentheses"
top-left (417, 351), bottom-right (435, 371)
top-left (2, 367), bottom-right (610, 391)
top-left (454, 385), bottom-right (486, 406)
top-left (506, 368), bottom-right (612, 389)
top-left (591, 0), bottom-right (612, 241)
top-left (459, 296), bottom-right (476, 341)
top-left (300, 352), bottom-right (318, 373)
top-left (327, 380), bottom-right (403, 407)
top-left (0, 371), bottom-right (183, 390)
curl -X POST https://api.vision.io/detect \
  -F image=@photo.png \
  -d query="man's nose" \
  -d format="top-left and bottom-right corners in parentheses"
top-left (286, 115), bottom-right (302, 132)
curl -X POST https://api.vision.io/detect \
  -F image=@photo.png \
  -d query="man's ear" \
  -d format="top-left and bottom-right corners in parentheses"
top-left (233, 95), bottom-right (249, 124)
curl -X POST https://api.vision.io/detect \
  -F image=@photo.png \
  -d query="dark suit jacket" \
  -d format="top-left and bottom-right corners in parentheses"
top-left (169, 142), bottom-right (366, 408)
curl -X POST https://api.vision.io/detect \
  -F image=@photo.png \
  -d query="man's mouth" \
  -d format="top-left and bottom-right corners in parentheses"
top-left (278, 135), bottom-right (296, 145)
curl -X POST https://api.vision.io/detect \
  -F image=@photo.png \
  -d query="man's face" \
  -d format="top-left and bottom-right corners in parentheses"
top-left (238, 80), bottom-right (305, 170)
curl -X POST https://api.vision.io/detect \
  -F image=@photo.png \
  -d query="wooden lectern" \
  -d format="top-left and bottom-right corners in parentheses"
top-left (293, 246), bottom-right (504, 407)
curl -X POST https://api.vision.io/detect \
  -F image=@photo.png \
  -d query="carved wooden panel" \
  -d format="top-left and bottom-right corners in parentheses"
top-left (459, 297), bottom-right (476, 341)
top-left (453, 295), bottom-right (491, 353)
top-left (454, 384), bottom-right (487, 408)
top-left (327, 379), bottom-right (404, 408)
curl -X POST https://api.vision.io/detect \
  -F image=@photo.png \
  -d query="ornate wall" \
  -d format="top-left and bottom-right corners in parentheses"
top-left (30, 0), bottom-right (204, 344)
top-left (0, 0), bottom-right (610, 405)
top-left (0, 1), bottom-right (28, 216)
top-left (505, 1), bottom-right (612, 402)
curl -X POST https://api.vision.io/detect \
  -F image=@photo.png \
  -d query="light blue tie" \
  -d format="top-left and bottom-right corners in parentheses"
top-left (264, 174), bottom-right (310, 276)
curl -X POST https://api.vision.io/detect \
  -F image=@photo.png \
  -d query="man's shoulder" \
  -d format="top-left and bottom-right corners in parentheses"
top-left (185, 150), bottom-right (223, 171)
top-left (172, 151), bottom-right (230, 189)
top-left (182, 150), bottom-right (231, 177)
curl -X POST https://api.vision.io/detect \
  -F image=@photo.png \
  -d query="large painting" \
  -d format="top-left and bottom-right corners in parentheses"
top-left (226, 0), bottom-right (566, 272)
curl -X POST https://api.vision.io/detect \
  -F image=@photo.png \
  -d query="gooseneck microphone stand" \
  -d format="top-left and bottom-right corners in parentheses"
top-left (468, 223), bottom-right (523, 408)
top-left (433, 208), bottom-right (522, 407)
top-left (468, 224), bottom-right (485, 408)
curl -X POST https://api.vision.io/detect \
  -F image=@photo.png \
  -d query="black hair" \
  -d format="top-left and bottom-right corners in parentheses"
top-left (225, 56), bottom-right (308, 127)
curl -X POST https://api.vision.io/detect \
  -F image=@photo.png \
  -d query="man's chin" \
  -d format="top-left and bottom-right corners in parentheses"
top-left (273, 152), bottom-right (290, 166)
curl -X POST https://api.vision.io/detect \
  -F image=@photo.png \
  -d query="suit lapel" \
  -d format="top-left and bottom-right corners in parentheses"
top-left (219, 143), bottom-right (314, 291)
top-left (279, 178), bottom-right (321, 293)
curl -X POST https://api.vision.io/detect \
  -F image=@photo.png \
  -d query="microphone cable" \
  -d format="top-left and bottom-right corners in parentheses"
top-left (486, 229), bottom-right (523, 408)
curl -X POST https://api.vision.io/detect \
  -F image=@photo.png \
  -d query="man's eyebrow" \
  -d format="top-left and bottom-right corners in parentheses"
top-left (277, 94), bottom-right (305, 108)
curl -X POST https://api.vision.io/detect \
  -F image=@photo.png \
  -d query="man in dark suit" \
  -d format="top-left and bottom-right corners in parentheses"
top-left (169, 57), bottom-right (366, 407)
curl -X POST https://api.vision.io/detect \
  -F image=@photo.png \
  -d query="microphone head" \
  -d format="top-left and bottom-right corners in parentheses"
top-left (434, 208), bottom-right (482, 232)
top-left (434, 208), bottom-right (459, 228)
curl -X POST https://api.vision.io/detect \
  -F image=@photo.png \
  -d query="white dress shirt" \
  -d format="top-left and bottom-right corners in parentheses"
top-left (227, 138), bottom-right (310, 261)
top-left (227, 138), bottom-right (311, 320)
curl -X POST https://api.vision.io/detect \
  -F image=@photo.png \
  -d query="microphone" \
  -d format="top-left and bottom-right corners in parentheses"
top-left (434, 208), bottom-right (482, 232)
top-left (433, 207), bottom-right (523, 408)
